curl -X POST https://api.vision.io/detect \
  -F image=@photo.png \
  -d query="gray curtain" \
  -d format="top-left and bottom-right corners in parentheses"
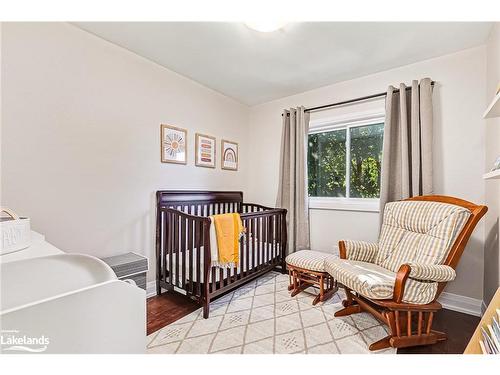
top-left (380, 78), bottom-right (433, 214)
top-left (276, 106), bottom-right (310, 254)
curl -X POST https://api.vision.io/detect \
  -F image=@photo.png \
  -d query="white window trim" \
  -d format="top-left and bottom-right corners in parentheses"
top-left (309, 197), bottom-right (380, 212)
top-left (308, 109), bottom-right (385, 212)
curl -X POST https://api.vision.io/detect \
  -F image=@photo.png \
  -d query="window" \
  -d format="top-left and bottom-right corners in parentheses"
top-left (308, 114), bottom-right (384, 211)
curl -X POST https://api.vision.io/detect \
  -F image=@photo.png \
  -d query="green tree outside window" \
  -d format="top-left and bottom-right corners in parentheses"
top-left (308, 123), bottom-right (384, 198)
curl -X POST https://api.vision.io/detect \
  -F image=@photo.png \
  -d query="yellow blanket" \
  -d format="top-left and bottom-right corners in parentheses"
top-left (209, 213), bottom-right (244, 267)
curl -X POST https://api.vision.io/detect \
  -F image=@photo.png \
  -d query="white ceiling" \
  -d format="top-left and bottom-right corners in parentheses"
top-left (74, 22), bottom-right (492, 106)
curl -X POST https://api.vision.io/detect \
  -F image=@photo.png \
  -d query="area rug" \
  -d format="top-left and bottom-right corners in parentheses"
top-left (147, 272), bottom-right (395, 354)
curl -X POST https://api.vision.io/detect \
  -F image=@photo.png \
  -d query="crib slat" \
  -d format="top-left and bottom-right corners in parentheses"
top-left (264, 215), bottom-right (268, 264)
top-left (161, 212), bottom-right (169, 283)
top-left (165, 212), bottom-right (169, 284)
top-left (211, 267), bottom-right (217, 293)
top-left (174, 214), bottom-right (180, 288)
top-left (188, 218), bottom-right (194, 295)
top-left (270, 215), bottom-right (275, 263)
top-left (196, 220), bottom-right (201, 297)
top-left (270, 215), bottom-right (274, 263)
top-left (239, 223), bottom-right (244, 279)
top-left (276, 214), bottom-right (279, 263)
top-left (181, 217), bottom-right (187, 290)
top-left (257, 217), bottom-right (262, 269)
top-left (168, 212), bottom-right (174, 285)
top-left (278, 213), bottom-right (282, 260)
top-left (245, 218), bottom-right (250, 276)
top-left (277, 214), bottom-right (280, 262)
top-left (249, 217), bottom-right (253, 272)
top-left (252, 218), bottom-right (257, 272)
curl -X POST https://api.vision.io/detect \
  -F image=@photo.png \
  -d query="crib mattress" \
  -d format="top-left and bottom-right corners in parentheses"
top-left (164, 241), bottom-right (282, 284)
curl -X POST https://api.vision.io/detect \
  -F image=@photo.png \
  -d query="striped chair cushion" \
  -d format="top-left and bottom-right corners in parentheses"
top-left (325, 257), bottom-right (438, 304)
top-left (343, 240), bottom-right (378, 263)
top-left (375, 201), bottom-right (470, 272)
top-left (407, 263), bottom-right (456, 282)
top-left (285, 250), bottom-right (336, 272)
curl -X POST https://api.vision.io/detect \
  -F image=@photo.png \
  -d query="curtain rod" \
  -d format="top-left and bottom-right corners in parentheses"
top-left (282, 81), bottom-right (435, 116)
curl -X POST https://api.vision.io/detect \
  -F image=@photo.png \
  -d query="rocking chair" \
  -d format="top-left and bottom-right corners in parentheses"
top-left (324, 195), bottom-right (487, 351)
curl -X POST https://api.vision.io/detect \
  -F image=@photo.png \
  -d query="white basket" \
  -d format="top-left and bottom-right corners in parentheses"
top-left (1, 208), bottom-right (31, 255)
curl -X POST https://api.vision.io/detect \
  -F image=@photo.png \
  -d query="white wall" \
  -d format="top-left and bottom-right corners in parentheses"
top-left (1, 23), bottom-right (249, 282)
top-left (247, 47), bottom-right (487, 301)
top-left (484, 23), bottom-right (500, 305)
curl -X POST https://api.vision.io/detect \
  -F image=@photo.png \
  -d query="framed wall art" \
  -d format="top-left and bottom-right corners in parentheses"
top-left (195, 133), bottom-right (216, 168)
top-left (221, 139), bottom-right (238, 171)
top-left (160, 124), bottom-right (187, 164)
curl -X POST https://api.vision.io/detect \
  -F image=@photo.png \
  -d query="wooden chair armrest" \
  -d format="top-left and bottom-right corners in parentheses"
top-left (393, 264), bottom-right (411, 303)
top-left (338, 241), bottom-right (347, 259)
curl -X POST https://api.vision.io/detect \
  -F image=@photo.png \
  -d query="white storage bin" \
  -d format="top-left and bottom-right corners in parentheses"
top-left (1, 208), bottom-right (31, 255)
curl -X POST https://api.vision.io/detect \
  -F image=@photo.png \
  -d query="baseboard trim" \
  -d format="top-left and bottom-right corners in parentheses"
top-left (437, 292), bottom-right (482, 317)
top-left (146, 281), bottom-right (156, 298)
top-left (147, 280), bottom-right (482, 316)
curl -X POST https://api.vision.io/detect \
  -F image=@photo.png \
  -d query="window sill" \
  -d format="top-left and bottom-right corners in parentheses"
top-left (308, 197), bottom-right (380, 212)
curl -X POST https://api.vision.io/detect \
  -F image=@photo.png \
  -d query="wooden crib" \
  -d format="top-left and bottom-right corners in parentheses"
top-left (155, 190), bottom-right (287, 318)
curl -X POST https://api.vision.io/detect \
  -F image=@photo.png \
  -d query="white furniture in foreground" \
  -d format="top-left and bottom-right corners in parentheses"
top-left (1, 230), bottom-right (63, 263)
top-left (0, 231), bottom-right (146, 354)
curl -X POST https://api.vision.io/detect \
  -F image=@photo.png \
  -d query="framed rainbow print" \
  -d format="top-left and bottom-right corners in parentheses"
top-left (221, 139), bottom-right (238, 171)
top-left (195, 133), bottom-right (216, 168)
top-left (160, 124), bottom-right (187, 164)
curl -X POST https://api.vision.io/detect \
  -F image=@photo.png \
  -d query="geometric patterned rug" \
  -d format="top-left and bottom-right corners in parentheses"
top-left (147, 272), bottom-right (396, 354)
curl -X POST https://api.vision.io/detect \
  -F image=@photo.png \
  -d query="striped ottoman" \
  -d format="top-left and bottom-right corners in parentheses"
top-left (285, 250), bottom-right (338, 305)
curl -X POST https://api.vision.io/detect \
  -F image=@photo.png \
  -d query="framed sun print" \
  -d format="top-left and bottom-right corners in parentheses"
top-left (195, 133), bottom-right (216, 168)
top-left (160, 124), bottom-right (187, 164)
top-left (221, 139), bottom-right (238, 171)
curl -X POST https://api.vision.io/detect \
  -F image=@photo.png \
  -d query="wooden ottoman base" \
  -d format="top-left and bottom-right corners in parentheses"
top-left (287, 265), bottom-right (337, 305)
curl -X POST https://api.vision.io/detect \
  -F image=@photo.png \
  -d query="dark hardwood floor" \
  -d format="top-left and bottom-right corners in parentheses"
top-left (147, 291), bottom-right (479, 353)
top-left (147, 292), bottom-right (199, 335)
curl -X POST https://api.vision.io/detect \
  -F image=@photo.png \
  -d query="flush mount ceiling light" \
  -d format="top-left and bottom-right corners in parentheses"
top-left (244, 21), bottom-right (287, 33)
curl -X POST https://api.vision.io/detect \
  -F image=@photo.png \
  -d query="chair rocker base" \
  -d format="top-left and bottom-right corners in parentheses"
top-left (336, 288), bottom-right (445, 351)
top-left (368, 330), bottom-right (447, 350)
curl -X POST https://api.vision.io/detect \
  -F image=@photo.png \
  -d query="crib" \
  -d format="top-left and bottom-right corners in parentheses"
top-left (155, 190), bottom-right (288, 318)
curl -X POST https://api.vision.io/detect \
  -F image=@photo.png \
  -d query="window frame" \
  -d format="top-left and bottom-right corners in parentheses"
top-left (308, 110), bottom-right (385, 212)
